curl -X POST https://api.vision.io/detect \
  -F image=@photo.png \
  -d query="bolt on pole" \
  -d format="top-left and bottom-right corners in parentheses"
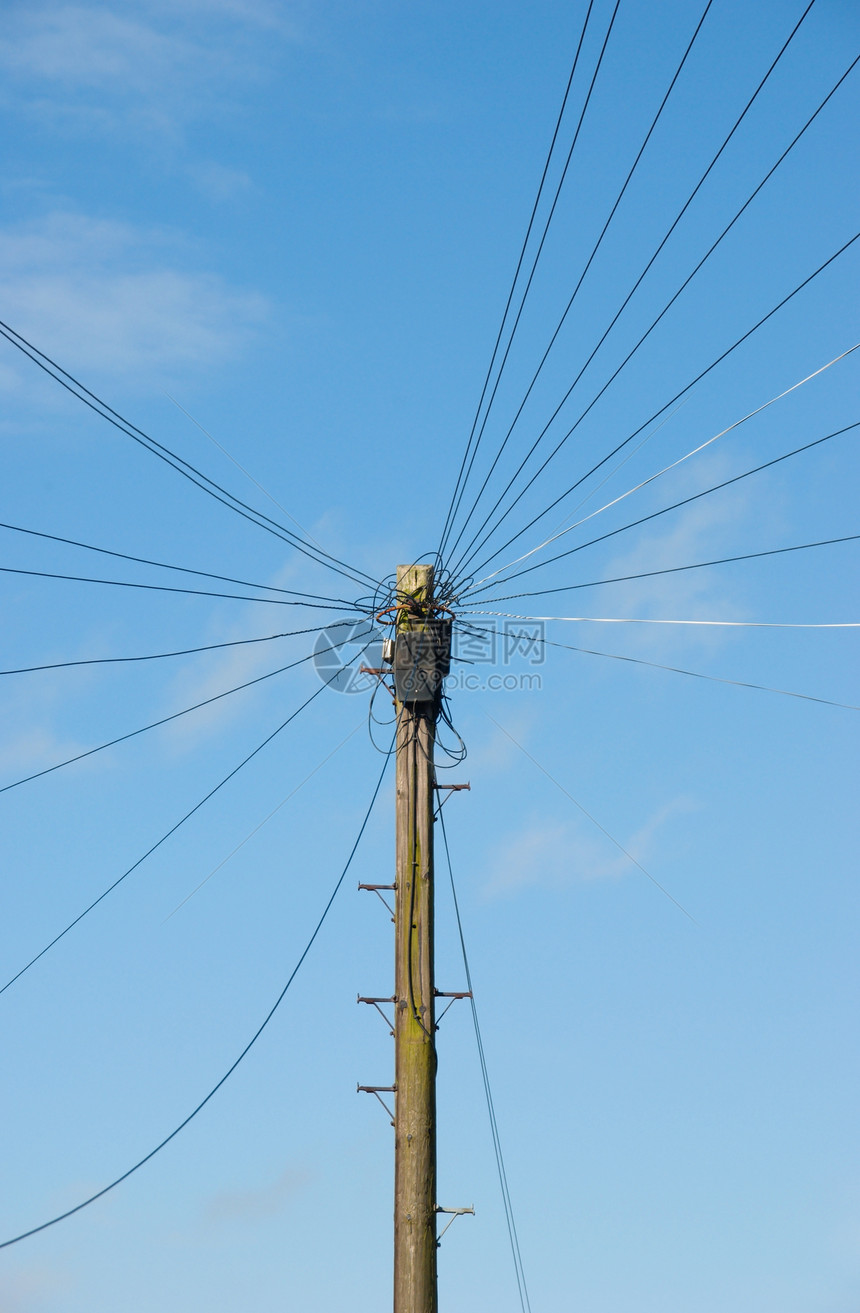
top-left (393, 562), bottom-right (439, 1313)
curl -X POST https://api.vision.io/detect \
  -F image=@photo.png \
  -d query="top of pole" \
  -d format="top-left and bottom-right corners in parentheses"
top-left (396, 563), bottom-right (435, 620)
top-left (393, 565), bottom-right (447, 706)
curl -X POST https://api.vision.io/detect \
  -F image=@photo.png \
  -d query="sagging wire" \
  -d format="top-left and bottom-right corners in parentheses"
top-left (448, 53), bottom-right (860, 588)
top-left (435, 695), bottom-right (468, 769)
top-left (367, 670), bottom-right (398, 755)
top-left (0, 625), bottom-right (368, 797)
top-left (0, 628), bottom-right (324, 678)
top-left (445, 0), bottom-right (712, 566)
top-left (462, 533), bottom-right (860, 607)
top-left (464, 342), bottom-right (860, 598)
top-left (0, 319), bottom-right (377, 593)
top-left (439, 0), bottom-right (609, 563)
top-left (461, 612), bottom-right (860, 630)
top-left (467, 622), bottom-right (860, 713)
top-left (0, 642), bottom-right (377, 999)
top-left (0, 721), bottom-right (394, 1250)
top-left (458, 418), bottom-right (860, 598)
top-left (443, 0), bottom-right (817, 578)
top-left (0, 518), bottom-right (360, 609)
top-left (0, 563), bottom-right (365, 612)
top-left (437, 0), bottom-right (598, 561)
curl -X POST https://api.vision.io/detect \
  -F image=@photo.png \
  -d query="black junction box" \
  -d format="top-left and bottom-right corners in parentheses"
top-left (393, 620), bottom-right (452, 703)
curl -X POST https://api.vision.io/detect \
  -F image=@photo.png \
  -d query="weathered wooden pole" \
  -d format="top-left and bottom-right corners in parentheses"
top-left (393, 562), bottom-right (438, 1313)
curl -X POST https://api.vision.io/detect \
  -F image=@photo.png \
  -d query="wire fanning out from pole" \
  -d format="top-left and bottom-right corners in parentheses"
top-left (0, 726), bottom-right (395, 1250)
top-left (0, 649), bottom-right (374, 998)
top-left (0, 318), bottom-right (377, 591)
top-left (0, 628), bottom-right (369, 796)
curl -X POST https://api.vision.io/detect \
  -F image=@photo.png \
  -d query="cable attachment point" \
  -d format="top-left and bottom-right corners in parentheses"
top-left (358, 994), bottom-right (396, 1034)
top-left (434, 782), bottom-right (470, 818)
top-left (359, 666), bottom-right (396, 702)
top-left (435, 1204), bottom-right (475, 1246)
top-left (358, 881), bottom-right (396, 920)
top-left (434, 988), bottom-right (473, 1026)
top-left (357, 1084), bottom-right (397, 1126)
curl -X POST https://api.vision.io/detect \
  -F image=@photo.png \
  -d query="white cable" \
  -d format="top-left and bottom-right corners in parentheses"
top-left (468, 342), bottom-right (860, 592)
top-left (461, 611), bottom-right (860, 628)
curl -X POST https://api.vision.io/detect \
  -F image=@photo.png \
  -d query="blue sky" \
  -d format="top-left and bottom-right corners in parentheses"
top-left (0, 2), bottom-right (858, 1310)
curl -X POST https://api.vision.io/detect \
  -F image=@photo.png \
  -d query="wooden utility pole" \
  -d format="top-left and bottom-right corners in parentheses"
top-left (393, 562), bottom-right (438, 1313)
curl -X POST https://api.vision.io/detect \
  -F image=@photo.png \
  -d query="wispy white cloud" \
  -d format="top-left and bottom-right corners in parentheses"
top-left (0, 725), bottom-right (87, 781)
top-left (154, 0), bottom-right (295, 29)
top-left (203, 1163), bottom-right (310, 1224)
top-left (0, 7), bottom-right (202, 93)
top-left (189, 162), bottom-right (254, 202)
top-left (154, 556), bottom-right (350, 752)
top-left (0, 1265), bottom-right (71, 1312)
top-left (0, 212), bottom-right (269, 385)
top-left (483, 817), bottom-right (572, 896)
top-left (576, 452), bottom-right (765, 655)
top-left (483, 796), bottom-right (694, 898)
top-left (465, 709), bottom-right (537, 777)
top-left (156, 625), bottom-right (294, 752)
top-left (0, 1), bottom-right (304, 136)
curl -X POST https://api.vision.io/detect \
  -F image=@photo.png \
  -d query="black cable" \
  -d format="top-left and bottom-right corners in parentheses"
top-left (461, 420), bottom-right (860, 594)
top-left (0, 519), bottom-right (360, 607)
top-left (469, 533), bottom-right (860, 604)
top-left (438, 808), bottom-right (531, 1313)
top-left (441, 0), bottom-right (596, 559)
top-left (0, 318), bottom-right (375, 589)
top-left (406, 718), bottom-right (432, 1037)
top-left (438, 0), bottom-right (606, 560)
top-left (367, 673), bottom-right (397, 755)
top-left (0, 729), bottom-right (393, 1249)
top-left (496, 627), bottom-right (860, 712)
top-left (0, 625), bottom-right (372, 795)
top-left (0, 649), bottom-right (372, 998)
top-left (457, 223), bottom-right (860, 592)
top-left (444, 0), bottom-right (713, 563)
top-left (0, 628), bottom-right (325, 677)
top-left (450, 42), bottom-right (858, 584)
top-left (435, 696), bottom-right (468, 768)
top-left (0, 563), bottom-right (365, 611)
top-left (438, 0), bottom-right (597, 558)
top-left (446, 0), bottom-right (815, 570)
top-left (0, 319), bottom-right (376, 591)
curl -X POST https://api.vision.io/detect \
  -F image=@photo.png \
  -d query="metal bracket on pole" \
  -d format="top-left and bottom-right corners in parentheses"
top-left (435, 1205), bottom-right (475, 1246)
top-left (358, 881), bottom-right (397, 920)
top-left (433, 782), bottom-right (470, 818)
top-left (357, 1084), bottom-right (397, 1126)
top-left (359, 666), bottom-right (396, 701)
top-left (358, 994), bottom-right (396, 1034)
top-left (433, 989), bottom-right (473, 1026)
